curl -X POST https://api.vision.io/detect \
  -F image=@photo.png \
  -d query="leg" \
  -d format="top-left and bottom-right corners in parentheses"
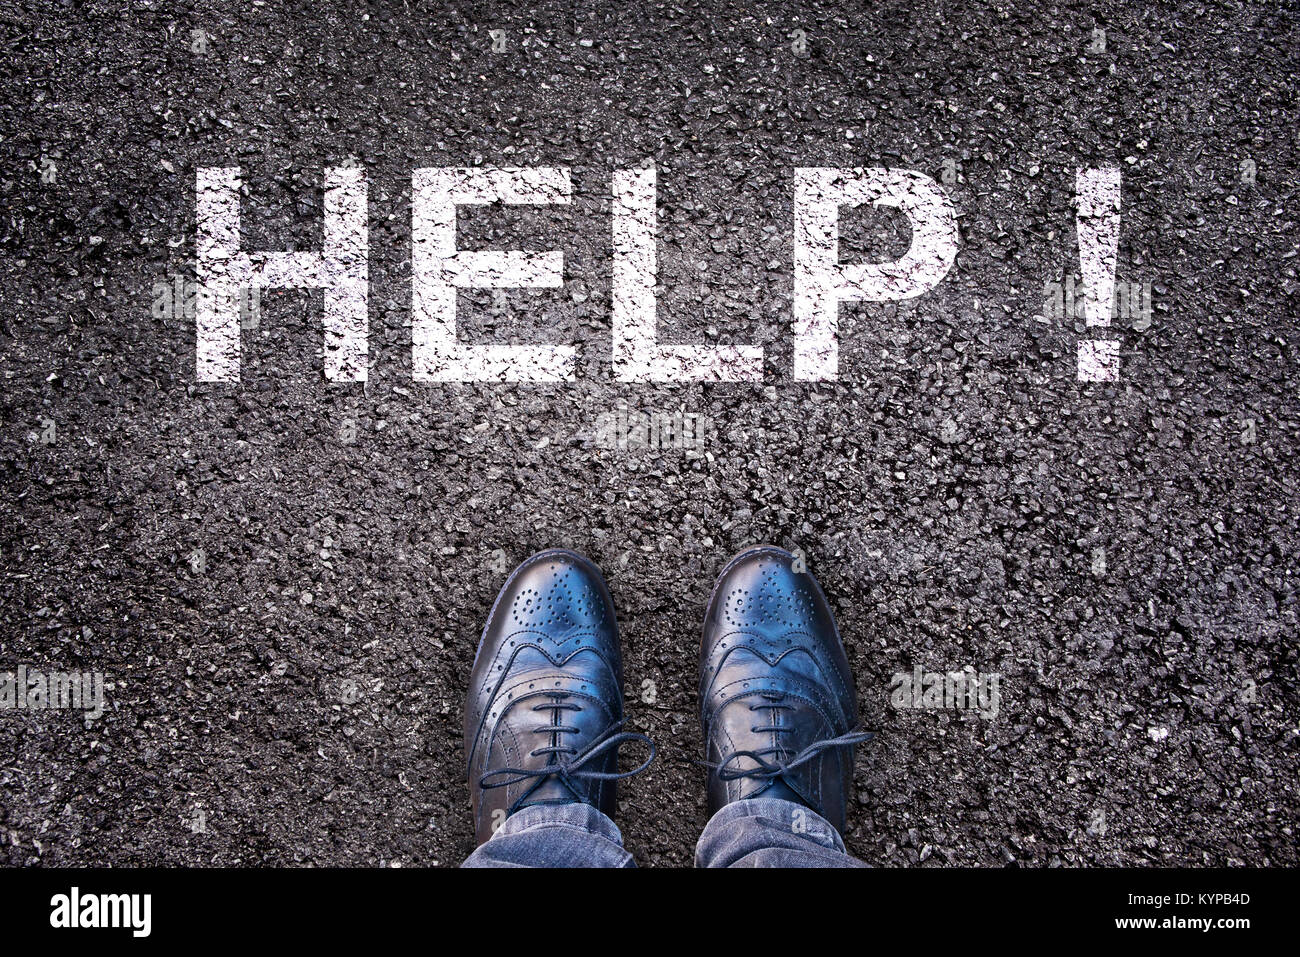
top-left (462, 549), bottom-right (654, 865)
top-left (697, 546), bottom-right (872, 866)
top-left (694, 797), bottom-right (865, 868)
top-left (462, 803), bottom-right (635, 868)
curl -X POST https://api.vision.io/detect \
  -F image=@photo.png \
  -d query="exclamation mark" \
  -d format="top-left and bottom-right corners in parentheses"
top-left (1075, 167), bottom-right (1122, 382)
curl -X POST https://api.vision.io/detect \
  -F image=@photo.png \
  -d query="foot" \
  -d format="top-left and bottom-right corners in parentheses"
top-left (699, 546), bottom-right (870, 832)
top-left (465, 549), bottom-right (654, 845)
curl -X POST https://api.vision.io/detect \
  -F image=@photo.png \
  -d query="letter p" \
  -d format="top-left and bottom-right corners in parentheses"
top-left (793, 168), bottom-right (957, 380)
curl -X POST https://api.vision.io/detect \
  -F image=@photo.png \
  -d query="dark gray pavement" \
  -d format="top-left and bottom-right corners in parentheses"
top-left (0, 0), bottom-right (1296, 866)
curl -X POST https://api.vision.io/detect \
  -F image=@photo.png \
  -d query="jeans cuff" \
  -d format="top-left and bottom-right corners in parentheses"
top-left (705, 797), bottom-right (847, 851)
top-left (492, 802), bottom-right (626, 847)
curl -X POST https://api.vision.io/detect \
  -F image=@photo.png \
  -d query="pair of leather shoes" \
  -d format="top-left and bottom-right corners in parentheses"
top-left (464, 546), bottom-right (869, 845)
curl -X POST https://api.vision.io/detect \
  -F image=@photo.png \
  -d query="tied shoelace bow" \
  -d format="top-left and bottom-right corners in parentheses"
top-left (478, 693), bottom-right (655, 809)
top-left (702, 692), bottom-right (873, 783)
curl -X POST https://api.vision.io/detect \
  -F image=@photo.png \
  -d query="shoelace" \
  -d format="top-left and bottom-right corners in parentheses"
top-left (479, 694), bottom-right (655, 813)
top-left (703, 693), bottom-right (873, 784)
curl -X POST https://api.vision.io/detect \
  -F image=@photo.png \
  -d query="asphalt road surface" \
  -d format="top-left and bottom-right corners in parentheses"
top-left (1, 0), bottom-right (1296, 867)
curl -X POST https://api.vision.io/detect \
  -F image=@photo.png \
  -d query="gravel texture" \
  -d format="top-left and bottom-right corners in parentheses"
top-left (0, 0), bottom-right (1296, 867)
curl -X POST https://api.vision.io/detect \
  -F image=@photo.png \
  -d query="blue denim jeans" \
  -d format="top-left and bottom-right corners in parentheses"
top-left (461, 798), bottom-right (865, 868)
